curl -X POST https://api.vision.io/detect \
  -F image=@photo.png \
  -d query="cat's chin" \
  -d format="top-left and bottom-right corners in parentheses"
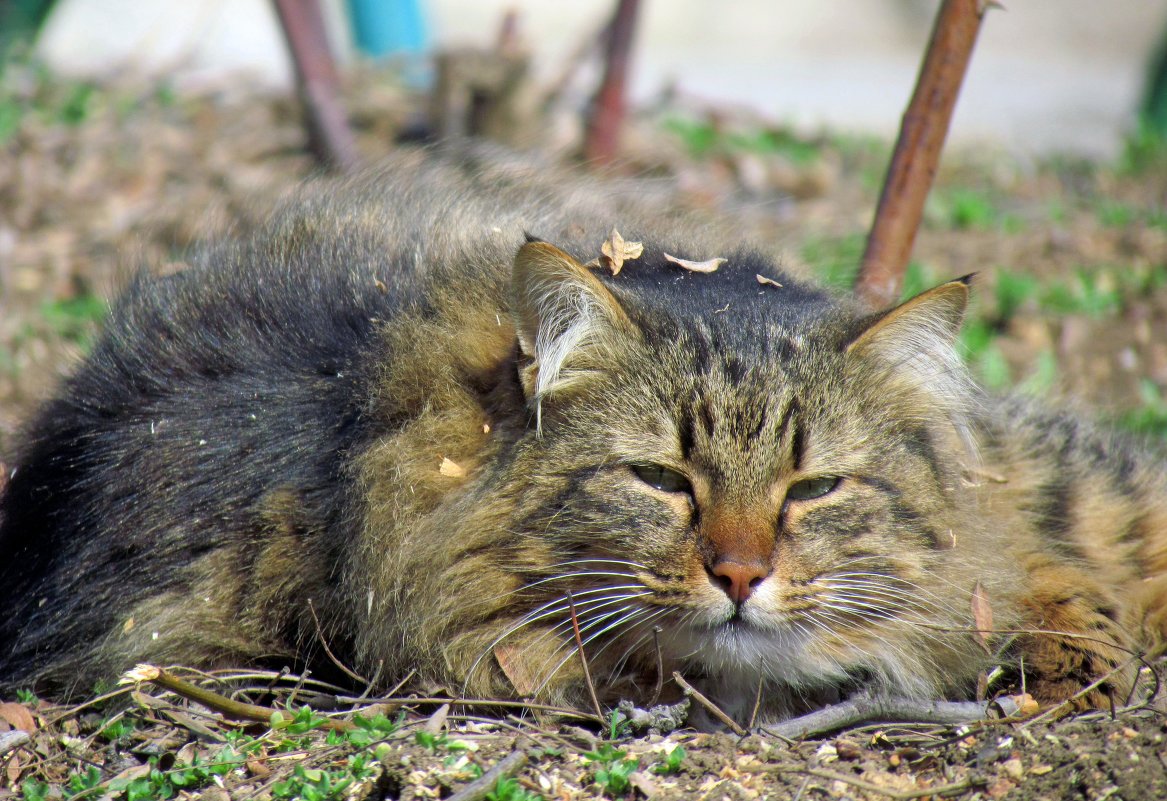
top-left (664, 617), bottom-right (853, 690)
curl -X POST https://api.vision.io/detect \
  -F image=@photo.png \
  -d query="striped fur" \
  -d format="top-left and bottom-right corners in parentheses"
top-left (1, 151), bottom-right (1164, 722)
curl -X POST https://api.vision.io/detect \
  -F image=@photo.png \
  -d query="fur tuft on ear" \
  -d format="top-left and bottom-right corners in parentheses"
top-left (846, 277), bottom-right (980, 456)
top-left (512, 241), bottom-right (635, 433)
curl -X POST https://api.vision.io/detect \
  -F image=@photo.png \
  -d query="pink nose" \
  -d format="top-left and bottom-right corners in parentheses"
top-left (710, 560), bottom-right (769, 604)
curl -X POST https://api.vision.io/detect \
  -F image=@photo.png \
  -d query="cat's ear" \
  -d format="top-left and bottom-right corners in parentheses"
top-left (512, 241), bottom-right (635, 428)
top-left (846, 276), bottom-right (970, 361)
top-left (846, 276), bottom-right (977, 450)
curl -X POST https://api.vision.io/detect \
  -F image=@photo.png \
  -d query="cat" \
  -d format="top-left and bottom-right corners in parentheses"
top-left (1, 150), bottom-right (1165, 725)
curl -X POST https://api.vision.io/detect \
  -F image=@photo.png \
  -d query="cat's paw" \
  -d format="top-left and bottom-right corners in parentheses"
top-left (1018, 594), bottom-right (1135, 711)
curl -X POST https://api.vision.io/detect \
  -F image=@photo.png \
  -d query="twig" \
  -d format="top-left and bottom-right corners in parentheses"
top-left (582, 0), bottom-right (641, 166)
top-left (855, 0), bottom-right (993, 307)
top-left (119, 664), bottom-right (355, 732)
top-left (790, 767), bottom-right (980, 800)
top-left (747, 676), bottom-right (765, 732)
top-left (0, 730), bottom-right (30, 757)
top-left (649, 626), bottom-right (664, 708)
top-left (272, 0), bottom-right (358, 172)
top-left (308, 599), bottom-right (372, 687)
top-left (763, 695), bottom-right (1016, 741)
top-left (1021, 656), bottom-right (1142, 729)
top-left (330, 695), bottom-right (602, 721)
top-left (671, 671), bottom-right (747, 736)
top-left (567, 590), bottom-right (605, 722)
top-left (447, 750), bottom-right (528, 801)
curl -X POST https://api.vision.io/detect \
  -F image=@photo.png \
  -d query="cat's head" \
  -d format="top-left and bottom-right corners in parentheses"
top-left (496, 239), bottom-right (981, 698)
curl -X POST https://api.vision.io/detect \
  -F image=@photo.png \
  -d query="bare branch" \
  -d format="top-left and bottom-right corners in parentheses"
top-left (855, 0), bottom-right (993, 307)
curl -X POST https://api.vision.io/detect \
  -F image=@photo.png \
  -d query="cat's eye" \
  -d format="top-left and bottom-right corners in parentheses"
top-left (786, 476), bottom-right (840, 502)
top-left (631, 464), bottom-right (693, 496)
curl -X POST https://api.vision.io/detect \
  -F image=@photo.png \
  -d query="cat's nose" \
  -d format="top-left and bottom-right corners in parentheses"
top-left (709, 560), bottom-right (769, 604)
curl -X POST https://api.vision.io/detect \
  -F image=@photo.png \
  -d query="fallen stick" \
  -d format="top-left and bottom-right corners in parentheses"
top-left (672, 671), bottom-right (748, 736)
top-left (120, 664), bottom-right (355, 732)
top-left (446, 750), bottom-right (529, 801)
top-left (0, 730), bottom-right (31, 757)
top-left (763, 694), bottom-right (1019, 741)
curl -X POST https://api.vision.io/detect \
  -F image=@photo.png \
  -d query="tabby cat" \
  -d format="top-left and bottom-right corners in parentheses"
top-left (2, 152), bottom-right (1165, 724)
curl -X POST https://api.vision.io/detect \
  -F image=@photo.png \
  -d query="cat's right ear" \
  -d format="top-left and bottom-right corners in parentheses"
top-left (845, 276), bottom-right (978, 453)
top-left (512, 241), bottom-right (636, 430)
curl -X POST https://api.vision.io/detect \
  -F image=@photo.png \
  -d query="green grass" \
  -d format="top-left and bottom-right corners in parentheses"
top-left (34, 292), bottom-right (107, 349)
top-left (801, 232), bottom-right (865, 290)
top-left (927, 187), bottom-right (1023, 233)
top-left (582, 743), bottom-right (640, 797)
top-left (486, 777), bottom-right (543, 801)
top-left (662, 117), bottom-right (822, 165)
top-left (1117, 379), bottom-right (1167, 437)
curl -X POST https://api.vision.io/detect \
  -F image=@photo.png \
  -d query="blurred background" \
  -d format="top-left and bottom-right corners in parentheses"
top-left (23, 0), bottom-right (1167, 158)
top-left (3, 0), bottom-right (1167, 455)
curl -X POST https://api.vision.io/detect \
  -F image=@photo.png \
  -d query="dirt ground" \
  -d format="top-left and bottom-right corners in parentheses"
top-left (1, 64), bottom-right (1167, 800)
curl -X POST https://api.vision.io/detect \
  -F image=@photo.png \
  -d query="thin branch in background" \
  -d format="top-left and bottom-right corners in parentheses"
top-left (649, 625), bottom-right (664, 707)
top-left (854, 0), bottom-right (995, 308)
top-left (566, 590), bottom-right (605, 721)
top-left (582, 0), bottom-right (641, 166)
top-left (307, 598), bottom-right (372, 687)
top-left (272, 0), bottom-right (358, 172)
top-left (671, 671), bottom-right (748, 736)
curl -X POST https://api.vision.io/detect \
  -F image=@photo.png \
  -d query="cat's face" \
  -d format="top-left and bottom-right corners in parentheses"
top-left (498, 241), bottom-right (977, 695)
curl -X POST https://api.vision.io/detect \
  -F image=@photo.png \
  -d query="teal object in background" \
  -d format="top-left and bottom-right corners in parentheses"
top-left (347, 0), bottom-right (428, 58)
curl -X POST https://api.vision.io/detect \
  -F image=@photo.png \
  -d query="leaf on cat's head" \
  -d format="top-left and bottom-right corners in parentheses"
top-left (756, 273), bottom-right (783, 288)
top-left (970, 580), bottom-right (993, 654)
top-left (664, 253), bottom-right (725, 274)
top-left (493, 644), bottom-right (541, 696)
top-left (599, 228), bottom-right (643, 275)
top-left (438, 457), bottom-right (466, 478)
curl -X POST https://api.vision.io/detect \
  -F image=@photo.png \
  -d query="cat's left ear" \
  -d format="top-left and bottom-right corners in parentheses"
top-left (512, 241), bottom-right (636, 428)
top-left (844, 276), bottom-right (976, 430)
top-left (846, 276), bottom-right (971, 360)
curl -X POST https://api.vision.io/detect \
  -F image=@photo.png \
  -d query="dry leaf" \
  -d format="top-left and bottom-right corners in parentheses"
top-left (6, 753), bottom-right (23, 787)
top-left (970, 581), bottom-right (994, 653)
top-left (599, 228), bottom-right (643, 275)
top-left (664, 253), bottom-right (725, 273)
top-left (756, 273), bottom-right (783, 288)
top-left (110, 764), bottom-right (152, 784)
top-left (0, 702), bottom-right (36, 733)
top-left (423, 703), bottom-right (449, 734)
top-left (439, 457), bottom-right (466, 478)
top-left (246, 757), bottom-right (272, 779)
top-left (123, 616), bottom-right (135, 634)
top-left (628, 771), bottom-right (662, 797)
top-left (494, 644), bottom-right (541, 696)
top-left (1009, 692), bottom-right (1040, 717)
top-left (482, 423), bottom-right (491, 434)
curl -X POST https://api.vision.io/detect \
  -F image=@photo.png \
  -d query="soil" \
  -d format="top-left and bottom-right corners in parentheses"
top-left (1, 64), bottom-right (1167, 800)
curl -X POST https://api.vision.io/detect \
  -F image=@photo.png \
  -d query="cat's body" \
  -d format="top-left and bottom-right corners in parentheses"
top-left (2, 153), bottom-right (1165, 722)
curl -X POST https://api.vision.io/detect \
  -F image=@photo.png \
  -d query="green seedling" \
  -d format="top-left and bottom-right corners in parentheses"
top-left (486, 776), bottom-right (543, 801)
top-left (582, 743), bottom-right (640, 797)
top-left (652, 745), bottom-right (687, 775)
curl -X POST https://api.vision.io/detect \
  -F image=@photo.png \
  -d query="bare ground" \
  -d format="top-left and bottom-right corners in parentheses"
top-left (1, 65), bottom-right (1167, 800)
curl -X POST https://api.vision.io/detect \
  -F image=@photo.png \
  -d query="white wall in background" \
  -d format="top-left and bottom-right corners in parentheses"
top-left (35, 0), bottom-right (1167, 158)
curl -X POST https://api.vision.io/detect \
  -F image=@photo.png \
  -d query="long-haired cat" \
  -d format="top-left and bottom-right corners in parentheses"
top-left (1, 152), bottom-right (1164, 723)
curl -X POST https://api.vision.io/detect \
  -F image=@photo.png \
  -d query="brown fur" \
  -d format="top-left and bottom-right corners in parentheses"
top-left (1, 153), bottom-right (1164, 723)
